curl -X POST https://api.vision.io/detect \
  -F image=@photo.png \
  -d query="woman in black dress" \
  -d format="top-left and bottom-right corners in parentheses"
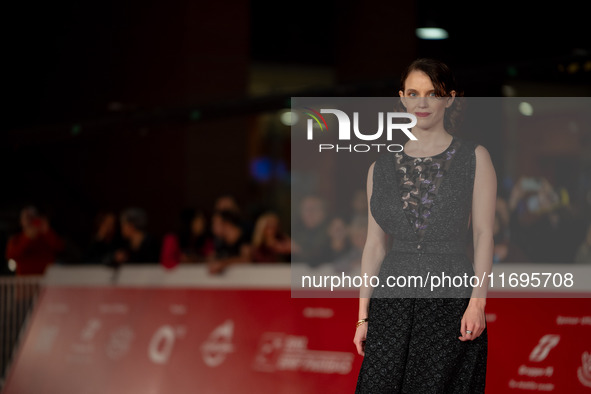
top-left (354, 59), bottom-right (497, 393)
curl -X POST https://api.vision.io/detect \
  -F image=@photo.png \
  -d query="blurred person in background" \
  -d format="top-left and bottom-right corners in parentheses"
top-left (210, 194), bottom-right (251, 256)
top-left (176, 208), bottom-right (215, 262)
top-left (5, 206), bottom-right (64, 275)
top-left (85, 211), bottom-right (123, 265)
top-left (114, 207), bottom-right (160, 264)
top-left (160, 208), bottom-right (215, 269)
top-left (331, 189), bottom-right (370, 272)
top-left (210, 209), bottom-right (225, 255)
top-left (508, 176), bottom-right (575, 262)
top-left (328, 216), bottom-right (352, 262)
top-left (214, 193), bottom-right (254, 240)
top-left (574, 222), bottom-right (591, 263)
top-left (214, 194), bottom-right (241, 213)
top-left (333, 215), bottom-right (367, 275)
top-left (251, 211), bottom-right (291, 263)
top-left (291, 195), bottom-right (333, 267)
top-left (492, 198), bottom-right (528, 263)
top-left (508, 177), bottom-right (559, 226)
top-left (350, 189), bottom-right (368, 221)
top-left (208, 209), bottom-right (251, 274)
top-left (495, 195), bottom-right (511, 235)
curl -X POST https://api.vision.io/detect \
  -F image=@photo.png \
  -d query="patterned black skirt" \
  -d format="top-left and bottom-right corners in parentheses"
top-left (355, 297), bottom-right (487, 393)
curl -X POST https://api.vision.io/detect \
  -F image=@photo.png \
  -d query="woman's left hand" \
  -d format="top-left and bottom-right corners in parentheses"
top-left (458, 302), bottom-right (486, 341)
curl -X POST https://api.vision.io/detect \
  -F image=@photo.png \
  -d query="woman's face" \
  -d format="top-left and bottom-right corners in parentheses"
top-left (100, 213), bottom-right (116, 236)
top-left (328, 217), bottom-right (347, 240)
top-left (211, 213), bottom-right (224, 237)
top-left (120, 220), bottom-right (133, 238)
top-left (192, 214), bottom-right (205, 236)
top-left (399, 70), bottom-right (455, 131)
top-left (263, 216), bottom-right (279, 236)
top-left (300, 197), bottom-right (325, 228)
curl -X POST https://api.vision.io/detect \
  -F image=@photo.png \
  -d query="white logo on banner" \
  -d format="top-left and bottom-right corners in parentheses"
top-left (517, 365), bottom-right (553, 377)
top-left (106, 326), bottom-right (134, 360)
top-left (80, 318), bottom-right (101, 341)
top-left (508, 380), bottom-right (555, 391)
top-left (578, 351), bottom-right (591, 388)
top-left (148, 324), bottom-right (186, 364)
top-left (302, 307), bottom-right (334, 318)
top-left (201, 319), bottom-right (235, 367)
top-left (529, 334), bottom-right (560, 362)
top-left (507, 334), bottom-right (561, 391)
top-left (252, 332), bottom-right (354, 374)
top-left (67, 318), bottom-right (102, 364)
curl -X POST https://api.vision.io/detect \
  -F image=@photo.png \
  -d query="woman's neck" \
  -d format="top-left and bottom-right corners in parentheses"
top-left (405, 129), bottom-right (452, 150)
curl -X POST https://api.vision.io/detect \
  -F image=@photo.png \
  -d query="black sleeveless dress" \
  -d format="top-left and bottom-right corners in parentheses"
top-left (355, 136), bottom-right (488, 393)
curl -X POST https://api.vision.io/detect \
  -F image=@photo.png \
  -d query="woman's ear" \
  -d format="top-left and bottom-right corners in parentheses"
top-left (445, 90), bottom-right (456, 108)
top-left (398, 90), bottom-right (407, 109)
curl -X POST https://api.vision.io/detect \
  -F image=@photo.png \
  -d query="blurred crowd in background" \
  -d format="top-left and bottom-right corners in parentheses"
top-left (4, 194), bottom-right (291, 276)
top-left (4, 171), bottom-right (591, 278)
top-left (493, 176), bottom-right (591, 265)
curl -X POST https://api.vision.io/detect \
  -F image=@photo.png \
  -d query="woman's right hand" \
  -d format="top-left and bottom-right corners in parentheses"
top-left (353, 323), bottom-right (368, 356)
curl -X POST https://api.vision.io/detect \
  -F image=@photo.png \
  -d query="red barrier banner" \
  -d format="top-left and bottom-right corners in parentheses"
top-left (483, 297), bottom-right (591, 392)
top-left (3, 287), bottom-right (591, 393)
top-left (3, 287), bottom-right (361, 394)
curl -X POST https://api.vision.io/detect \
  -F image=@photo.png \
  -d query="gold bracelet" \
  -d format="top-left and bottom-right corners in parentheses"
top-left (356, 318), bottom-right (368, 328)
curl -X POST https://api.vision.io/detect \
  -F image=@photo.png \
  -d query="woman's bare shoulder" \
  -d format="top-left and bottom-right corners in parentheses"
top-left (474, 144), bottom-right (493, 167)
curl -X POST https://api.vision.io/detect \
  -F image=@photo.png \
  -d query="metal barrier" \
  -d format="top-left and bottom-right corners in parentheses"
top-left (0, 276), bottom-right (43, 390)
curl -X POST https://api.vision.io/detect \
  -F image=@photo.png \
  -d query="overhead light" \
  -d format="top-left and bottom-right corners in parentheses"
top-left (519, 102), bottom-right (534, 116)
top-left (279, 109), bottom-right (298, 126)
top-left (416, 27), bottom-right (448, 40)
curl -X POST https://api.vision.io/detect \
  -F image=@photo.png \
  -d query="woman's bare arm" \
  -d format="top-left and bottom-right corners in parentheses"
top-left (359, 161), bottom-right (389, 319)
top-left (459, 145), bottom-right (496, 342)
top-left (470, 145), bottom-right (497, 303)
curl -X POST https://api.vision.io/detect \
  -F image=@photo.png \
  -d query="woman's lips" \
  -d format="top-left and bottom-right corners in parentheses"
top-left (415, 112), bottom-right (431, 117)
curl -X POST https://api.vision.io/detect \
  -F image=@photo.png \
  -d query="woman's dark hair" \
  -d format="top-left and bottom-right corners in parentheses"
top-left (219, 209), bottom-right (244, 229)
top-left (94, 210), bottom-right (116, 231)
top-left (120, 207), bottom-right (148, 232)
top-left (178, 208), bottom-right (209, 250)
top-left (399, 58), bottom-right (465, 133)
